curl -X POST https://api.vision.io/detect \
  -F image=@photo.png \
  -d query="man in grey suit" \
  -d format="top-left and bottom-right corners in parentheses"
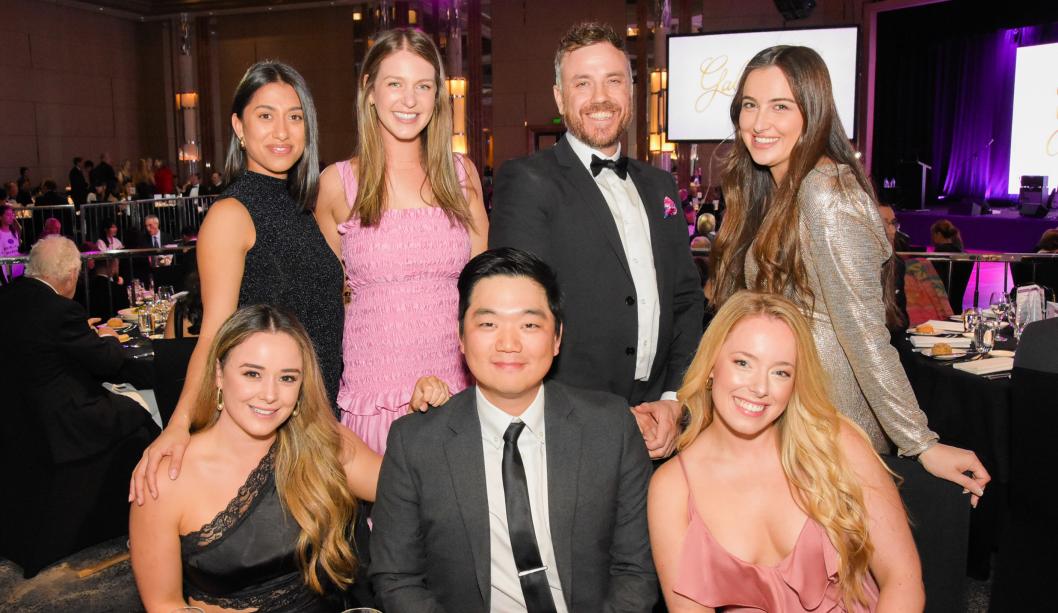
top-left (370, 248), bottom-right (656, 613)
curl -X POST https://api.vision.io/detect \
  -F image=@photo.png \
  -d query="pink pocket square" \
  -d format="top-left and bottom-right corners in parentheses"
top-left (663, 196), bottom-right (679, 218)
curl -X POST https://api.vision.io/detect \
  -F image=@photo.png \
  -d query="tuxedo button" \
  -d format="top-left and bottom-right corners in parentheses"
top-left (625, 347), bottom-right (635, 355)
top-left (625, 296), bottom-right (635, 305)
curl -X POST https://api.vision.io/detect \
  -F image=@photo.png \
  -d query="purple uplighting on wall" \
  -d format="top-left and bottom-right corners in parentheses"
top-left (939, 24), bottom-right (1058, 199)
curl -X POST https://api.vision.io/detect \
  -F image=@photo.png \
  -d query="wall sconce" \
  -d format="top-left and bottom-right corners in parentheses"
top-left (648, 69), bottom-right (670, 158)
top-left (179, 142), bottom-right (200, 162)
top-left (352, 10), bottom-right (362, 21)
top-left (445, 76), bottom-right (468, 155)
top-left (176, 92), bottom-right (198, 110)
top-left (408, 9), bottom-right (418, 25)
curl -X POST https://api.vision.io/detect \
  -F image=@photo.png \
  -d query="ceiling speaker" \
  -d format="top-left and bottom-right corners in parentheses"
top-left (773, 0), bottom-right (817, 21)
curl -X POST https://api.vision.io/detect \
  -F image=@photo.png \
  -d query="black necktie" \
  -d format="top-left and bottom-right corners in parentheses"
top-left (502, 421), bottom-right (558, 613)
top-left (590, 154), bottom-right (629, 180)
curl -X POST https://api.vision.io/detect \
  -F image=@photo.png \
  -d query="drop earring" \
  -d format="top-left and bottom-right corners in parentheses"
top-left (238, 136), bottom-right (245, 149)
top-left (217, 389), bottom-right (224, 411)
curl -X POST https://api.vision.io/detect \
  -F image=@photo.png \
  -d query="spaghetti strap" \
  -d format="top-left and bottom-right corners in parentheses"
top-left (674, 454), bottom-right (699, 519)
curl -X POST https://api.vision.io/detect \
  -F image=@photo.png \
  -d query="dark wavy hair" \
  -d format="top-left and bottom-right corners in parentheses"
top-left (224, 61), bottom-right (320, 212)
top-left (710, 45), bottom-right (877, 311)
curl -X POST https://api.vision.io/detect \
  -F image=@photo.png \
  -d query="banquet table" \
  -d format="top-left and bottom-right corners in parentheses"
top-left (895, 332), bottom-right (1013, 578)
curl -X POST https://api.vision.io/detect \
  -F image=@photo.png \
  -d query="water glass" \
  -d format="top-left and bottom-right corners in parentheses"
top-left (157, 285), bottom-right (174, 302)
top-left (137, 309), bottom-right (154, 336)
top-left (973, 320), bottom-right (996, 353)
top-left (961, 308), bottom-right (981, 333)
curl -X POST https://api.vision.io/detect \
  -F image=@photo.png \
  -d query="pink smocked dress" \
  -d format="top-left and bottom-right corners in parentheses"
top-left (673, 456), bottom-right (880, 612)
top-left (333, 159), bottom-right (471, 454)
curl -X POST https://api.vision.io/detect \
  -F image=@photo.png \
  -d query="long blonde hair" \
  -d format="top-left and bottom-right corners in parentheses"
top-left (191, 305), bottom-right (358, 593)
top-left (352, 28), bottom-right (474, 229)
top-left (677, 291), bottom-right (879, 607)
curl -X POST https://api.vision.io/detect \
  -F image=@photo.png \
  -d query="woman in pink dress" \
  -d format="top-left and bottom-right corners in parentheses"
top-left (316, 28), bottom-right (488, 454)
top-left (648, 291), bottom-right (923, 612)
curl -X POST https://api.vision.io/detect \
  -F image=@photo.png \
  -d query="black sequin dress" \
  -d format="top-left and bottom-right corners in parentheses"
top-left (222, 171), bottom-right (344, 408)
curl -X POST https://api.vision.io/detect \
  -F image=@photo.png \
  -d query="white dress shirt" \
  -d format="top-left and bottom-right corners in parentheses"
top-left (565, 133), bottom-right (666, 386)
top-left (477, 386), bottom-right (568, 613)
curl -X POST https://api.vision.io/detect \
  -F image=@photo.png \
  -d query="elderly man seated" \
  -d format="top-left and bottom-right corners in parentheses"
top-left (0, 236), bottom-right (159, 577)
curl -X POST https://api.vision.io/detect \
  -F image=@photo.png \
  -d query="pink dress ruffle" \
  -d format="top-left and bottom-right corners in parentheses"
top-left (331, 160), bottom-right (471, 455)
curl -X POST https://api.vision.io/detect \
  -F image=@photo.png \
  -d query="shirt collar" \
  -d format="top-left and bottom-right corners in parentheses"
top-left (31, 276), bottom-right (61, 295)
top-left (565, 131), bottom-right (623, 175)
top-left (476, 385), bottom-right (547, 447)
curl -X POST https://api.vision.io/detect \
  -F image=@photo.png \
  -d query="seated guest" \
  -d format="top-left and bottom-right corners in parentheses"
top-left (930, 219), bottom-right (970, 313)
top-left (96, 218), bottom-right (124, 251)
top-left (1037, 229), bottom-right (1058, 253)
top-left (36, 217), bottom-right (62, 242)
top-left (371, 248), bottom-right (657, 612)
top-left (695, 212), bottom-right (717, 243)
top-left (0, 203), bottom-right (24, 282)
top-left (34, 179), bottom-right (66, 205)
top-left (649, 291), bottom-right (924, 612)
top-left (86, 257), bottom-right (129, 319)
top-left (130, 304), bottom-right (380, 611)
top-left (878, 203), bottom-right (909, 334)
top-left (200, 170), bottom-right (224, 196)
top-left (0, 236), bottom-right (159, 576)
top-left (181, 173), bottom-right (201, 198)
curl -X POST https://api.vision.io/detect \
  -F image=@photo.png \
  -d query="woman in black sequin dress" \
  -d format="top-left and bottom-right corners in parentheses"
top-left (130, 61), bottom-right (351, 505)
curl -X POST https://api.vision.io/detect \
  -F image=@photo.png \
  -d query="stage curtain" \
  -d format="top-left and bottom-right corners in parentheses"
top-left (873, 7), bottom-right (1058, 201)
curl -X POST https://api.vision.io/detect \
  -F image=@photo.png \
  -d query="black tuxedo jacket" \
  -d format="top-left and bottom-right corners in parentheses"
top-left (0, 277), bottom-right (157, 463)
top-left (370, 381), bottom-right (656, 612)
top-left (491, 136), bottom-right (704, 403)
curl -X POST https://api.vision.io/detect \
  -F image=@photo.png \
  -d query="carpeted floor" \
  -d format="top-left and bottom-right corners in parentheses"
top-left (0, 537), bottom-right (144, 612)
top-left (1, 537), bottom-right (993, 612)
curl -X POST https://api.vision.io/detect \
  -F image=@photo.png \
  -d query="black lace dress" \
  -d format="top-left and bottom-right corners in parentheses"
top-left (222, 171), bottom-right (345, 409)
top-left (180, 448), bottom-right (340, 612)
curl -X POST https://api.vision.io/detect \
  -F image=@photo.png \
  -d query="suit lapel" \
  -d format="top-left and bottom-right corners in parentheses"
top-left (555, 138), bottom-right (632, 280)
top-left (544, 384), bottom-right (581, 607)
top-left (443, 392), bottom-right (492, 607)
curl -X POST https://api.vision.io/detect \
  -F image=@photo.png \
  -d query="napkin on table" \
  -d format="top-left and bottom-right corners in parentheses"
top-left (908, 319), bottom-right (965, 333)
top-left (953, 357), bottom-right (1014, 375)
top-left (909, 335), bottom-right (972, 349)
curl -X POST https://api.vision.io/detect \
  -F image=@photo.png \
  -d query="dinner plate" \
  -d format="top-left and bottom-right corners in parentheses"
top-left (989, 349), bottom-right (1015, 358)
top-left (117, 307), bottom-right (139, 322)
top-left (907, 329), bottom-right (961, 337)
top-left (930, 350), bottom-right (972, 361)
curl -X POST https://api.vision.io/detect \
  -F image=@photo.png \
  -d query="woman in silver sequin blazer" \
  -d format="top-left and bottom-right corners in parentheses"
top-left (708, 45), bottom-right (989, 505)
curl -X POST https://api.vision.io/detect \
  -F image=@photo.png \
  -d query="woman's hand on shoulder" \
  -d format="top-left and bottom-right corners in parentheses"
top-left (337, 424), bottom-right (381, 503)
top-left (409, 375), bottom-right (452, 412)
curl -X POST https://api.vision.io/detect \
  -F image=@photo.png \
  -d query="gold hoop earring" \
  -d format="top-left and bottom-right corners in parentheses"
top-left (292, 400), bottom-right (300, 417)
top-left (217, 389), bottom-right (224, 411)
top-left (705, 377), bottom-right (713, 391)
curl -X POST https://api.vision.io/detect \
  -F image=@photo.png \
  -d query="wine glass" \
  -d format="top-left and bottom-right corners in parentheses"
top-left (988, 291), bottom-right (1012, 341)
top-left (973, 320), bottom-right (996, 353)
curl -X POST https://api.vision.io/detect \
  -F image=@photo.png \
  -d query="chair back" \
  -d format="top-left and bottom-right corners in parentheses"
top-left (883, 455), bottom-right (970, 613)
top-left (151, 337), bottom-right (197, 426)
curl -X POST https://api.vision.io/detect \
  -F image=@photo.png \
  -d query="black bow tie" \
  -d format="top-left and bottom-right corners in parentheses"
top-left (590, 154), bottom-right (629, 180)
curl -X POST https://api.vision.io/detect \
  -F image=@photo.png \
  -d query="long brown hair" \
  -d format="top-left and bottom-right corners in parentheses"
top-left (710, 46), bottom-right (878, 311)
top-left (677, 291), bottom-right (881, 607)
top-left (191, 305), bottom-right (358, 593)
top-left (352, 28), bottom-right (473, 229)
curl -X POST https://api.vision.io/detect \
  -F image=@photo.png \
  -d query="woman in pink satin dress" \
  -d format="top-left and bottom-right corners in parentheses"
top-left (315, 28), bottom-right (488, 454)
top-left (648, 292), bottom-right (924, 612)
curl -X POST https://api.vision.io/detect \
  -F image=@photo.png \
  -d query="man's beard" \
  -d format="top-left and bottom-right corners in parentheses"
top-left (564, 101), bottom-right (630, 151)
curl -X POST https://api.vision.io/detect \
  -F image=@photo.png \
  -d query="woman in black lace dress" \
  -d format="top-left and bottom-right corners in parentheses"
top-left (131, 61), bottom-right (348, 505)
top-left (130, 305), bottom-right (380, 612)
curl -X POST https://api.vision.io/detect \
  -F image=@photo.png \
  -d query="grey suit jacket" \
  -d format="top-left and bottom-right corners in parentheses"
top-left (370, 381), bottom-right (657, 613)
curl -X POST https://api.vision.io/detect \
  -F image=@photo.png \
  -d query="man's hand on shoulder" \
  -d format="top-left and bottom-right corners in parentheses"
top-left (631, 399), bottom-right (681, 459)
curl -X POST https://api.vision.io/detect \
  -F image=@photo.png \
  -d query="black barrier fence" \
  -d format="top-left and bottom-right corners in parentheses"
top-left (3, 196), bottom-right (216, 249)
